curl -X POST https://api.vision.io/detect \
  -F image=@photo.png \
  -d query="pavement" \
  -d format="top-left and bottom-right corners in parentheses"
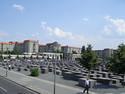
top-left (0, 67), bottom-right (125, 94)
top-left (0, 76), bottom-right (38, 94)
top-left (0, 67), bottom-right (96, 94)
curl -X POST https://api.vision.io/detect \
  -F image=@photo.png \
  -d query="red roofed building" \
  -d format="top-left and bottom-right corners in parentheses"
top-left (0, 40), bottom-right (39, 54)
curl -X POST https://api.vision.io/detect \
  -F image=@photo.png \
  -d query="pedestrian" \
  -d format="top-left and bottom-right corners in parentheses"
top-left (8, 64), bottom-right (11, 70)
top-left (83, 78), bottom-right (90, 94)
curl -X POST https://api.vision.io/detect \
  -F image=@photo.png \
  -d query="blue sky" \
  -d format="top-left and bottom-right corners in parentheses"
top-left (1, 0), bottom-right (125, 49)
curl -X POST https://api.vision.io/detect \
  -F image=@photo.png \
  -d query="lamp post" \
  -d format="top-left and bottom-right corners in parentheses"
top-left (53, 56), bottom-right (56, 94)
top-left (6, 48), bottom-right (8, 77)
top-left (5, 66), bottom-right (8, 77)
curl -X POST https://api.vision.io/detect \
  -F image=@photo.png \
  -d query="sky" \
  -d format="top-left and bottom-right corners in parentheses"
top-left (1, 0), bottom-right (125, 50)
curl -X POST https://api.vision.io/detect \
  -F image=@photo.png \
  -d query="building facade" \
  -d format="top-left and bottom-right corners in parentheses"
top-left (39, 45), bottom-right (46, 52)
top-left (0, 40), bottom-right (82, 60)
top-left (95, 48), bottom-right (114, 60)
top-left (61, 46), bottom-right (81, 54)
top-left (46, 42), bottom-right (61, 53)
top-left (0, 40), bottom-right (116, 61)
top-left (23, 40), bottom-right (39, 54)
top-left (0, 40), bottom-right (39, 55)
top-left (0, 42), bottom-right (15, 52)
top-left (61, 46), bottom-right (81, 60)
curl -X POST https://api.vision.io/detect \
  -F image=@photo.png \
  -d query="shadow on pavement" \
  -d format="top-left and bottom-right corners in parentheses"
top-left (75, 83), bottom-right (120, 90)
top-left (76, 92), bottom-right (83, 94)
top-left (93, 84), bottom-right (120, 89)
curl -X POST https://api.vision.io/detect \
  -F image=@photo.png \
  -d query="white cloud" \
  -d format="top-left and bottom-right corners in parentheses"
top-left (104, 15), bottom-right (111, 20)
top-left (104, 16), bottom-right (125, 35)
top-left (40, 22), bottom-right (87, 43)
top-left (12, 4), bottom-right (24, 12)
top-left (82, 18), bottom-right (89, 22)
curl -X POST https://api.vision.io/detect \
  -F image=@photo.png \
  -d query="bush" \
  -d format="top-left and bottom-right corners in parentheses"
top-left (30, 68), bottom-right (39, 77)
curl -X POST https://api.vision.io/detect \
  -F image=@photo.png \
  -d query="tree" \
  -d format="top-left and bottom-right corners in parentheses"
top-left (60, 54), bottom-right (63, 60)
top-left (30, 68), bottom-right (40, 77)
top-left (16, 55), bottom-right (20, 59)
top-left (108, 44), bottom-right (125, 75)
top-left (78, 45), bottom-right (98, 77)
top-left (36, 55), bottom-right (39, 59)
top-left (8, 54), bottom-right (11, 59)
top-left (30, 55), bottom-right (33, 59)
top-left (0, 55), bottom-right (3, 61)
top-left (23, 55), bottom-right (26, 59)
top-left (11, 50), bottom-right (22, 55)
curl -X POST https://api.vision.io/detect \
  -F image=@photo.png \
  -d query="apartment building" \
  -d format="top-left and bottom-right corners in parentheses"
top-left (46, 42), bottom-right (61, 53)
top-left (61, 46), bottom-right (81, 60)
top-left (0, 42), bottom-right (16, 52)
top-left (0, 40), bottom-right (81, 60)
top-left (95, 48), bottom-right (114, 60)
top-left (0, 40), bottom-right (39, 54)
top-left (23, 40), bottom-right (39, 54)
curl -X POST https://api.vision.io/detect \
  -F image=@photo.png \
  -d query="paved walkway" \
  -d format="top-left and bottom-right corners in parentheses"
top-left (0, 67), bottom-right (96, 94)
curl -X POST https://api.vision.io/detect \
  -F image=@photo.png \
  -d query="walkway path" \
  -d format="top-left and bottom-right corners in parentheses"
top-left (0, 67), bottom-right (96, 94)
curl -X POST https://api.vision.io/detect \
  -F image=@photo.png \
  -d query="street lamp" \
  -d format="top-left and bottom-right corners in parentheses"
top-left (6, 48), bottom-right (8, 77)
top-left (5, 65), bottom-right (8, 77)
top-left (53, 56), bottom-right (56, 94)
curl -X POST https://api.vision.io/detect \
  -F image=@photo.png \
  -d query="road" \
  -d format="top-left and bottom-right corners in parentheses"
top-left (0, 76), bottom-right (38, 94)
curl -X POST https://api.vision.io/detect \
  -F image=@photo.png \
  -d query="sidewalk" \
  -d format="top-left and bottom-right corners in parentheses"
top-left (0, 67), bottom-right (96, 94)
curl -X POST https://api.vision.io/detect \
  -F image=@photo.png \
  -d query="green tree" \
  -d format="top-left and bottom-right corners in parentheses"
top-left (30, 55), bottom-right (33, 59)
top-left (108, 44), bottom-right (125, 74)
top-left (8, 54), bottom-right (11, 59)
top-left (23, 55), bottom-right (26, 59)
top-left (16, 55), bottom-right (20, 59)
top-left (11, 50), bottom-right (22, 55)
top-left (36, 55), bottom-right (39, 59)
top-left (0, 55), bottom-right (3, 61)
top-left (60, 54), bottom-right (63, 60)
top-left (30, 68), bottom-right (40, 77)
top-left (78, 45), bottom-right (98, 77)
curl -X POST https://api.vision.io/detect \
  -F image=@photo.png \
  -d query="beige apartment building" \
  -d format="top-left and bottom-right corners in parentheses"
top-left (94, 48), bottom-right (114, 60)
top-left (61, 46), bottom-right (81, 60)
top-left (23, 40), bottom-right (39, 54)
top-left (0, 40), bottom-right (39, 54)
top-left (0, 42), bottom-right (16, 52)
top-left (0, 40), bottom-right (82, 60)
top-left (0, 40), bottom-right (116, 61)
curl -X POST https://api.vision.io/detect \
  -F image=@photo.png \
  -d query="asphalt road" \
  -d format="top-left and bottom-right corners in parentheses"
top-left (0, 76), bottom-right (38, 94)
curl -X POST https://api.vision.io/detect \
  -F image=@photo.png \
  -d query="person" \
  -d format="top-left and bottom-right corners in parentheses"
top-left (83, 78), bottom-right (90, 94)
top-left (8, 64), bottom-right (11, 70)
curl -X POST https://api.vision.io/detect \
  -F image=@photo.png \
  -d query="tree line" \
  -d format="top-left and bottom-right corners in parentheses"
top-left (78, 44), bottom-right (125, 77)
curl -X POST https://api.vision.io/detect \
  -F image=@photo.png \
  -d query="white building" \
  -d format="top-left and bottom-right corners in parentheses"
top-left (61, 46), bottom-right (81, 60)
top-left (23, 40), bottom-right (39, 54)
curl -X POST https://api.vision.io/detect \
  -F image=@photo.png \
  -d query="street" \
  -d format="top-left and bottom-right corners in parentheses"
top-left (0, 76), bottom-right (38, 94)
